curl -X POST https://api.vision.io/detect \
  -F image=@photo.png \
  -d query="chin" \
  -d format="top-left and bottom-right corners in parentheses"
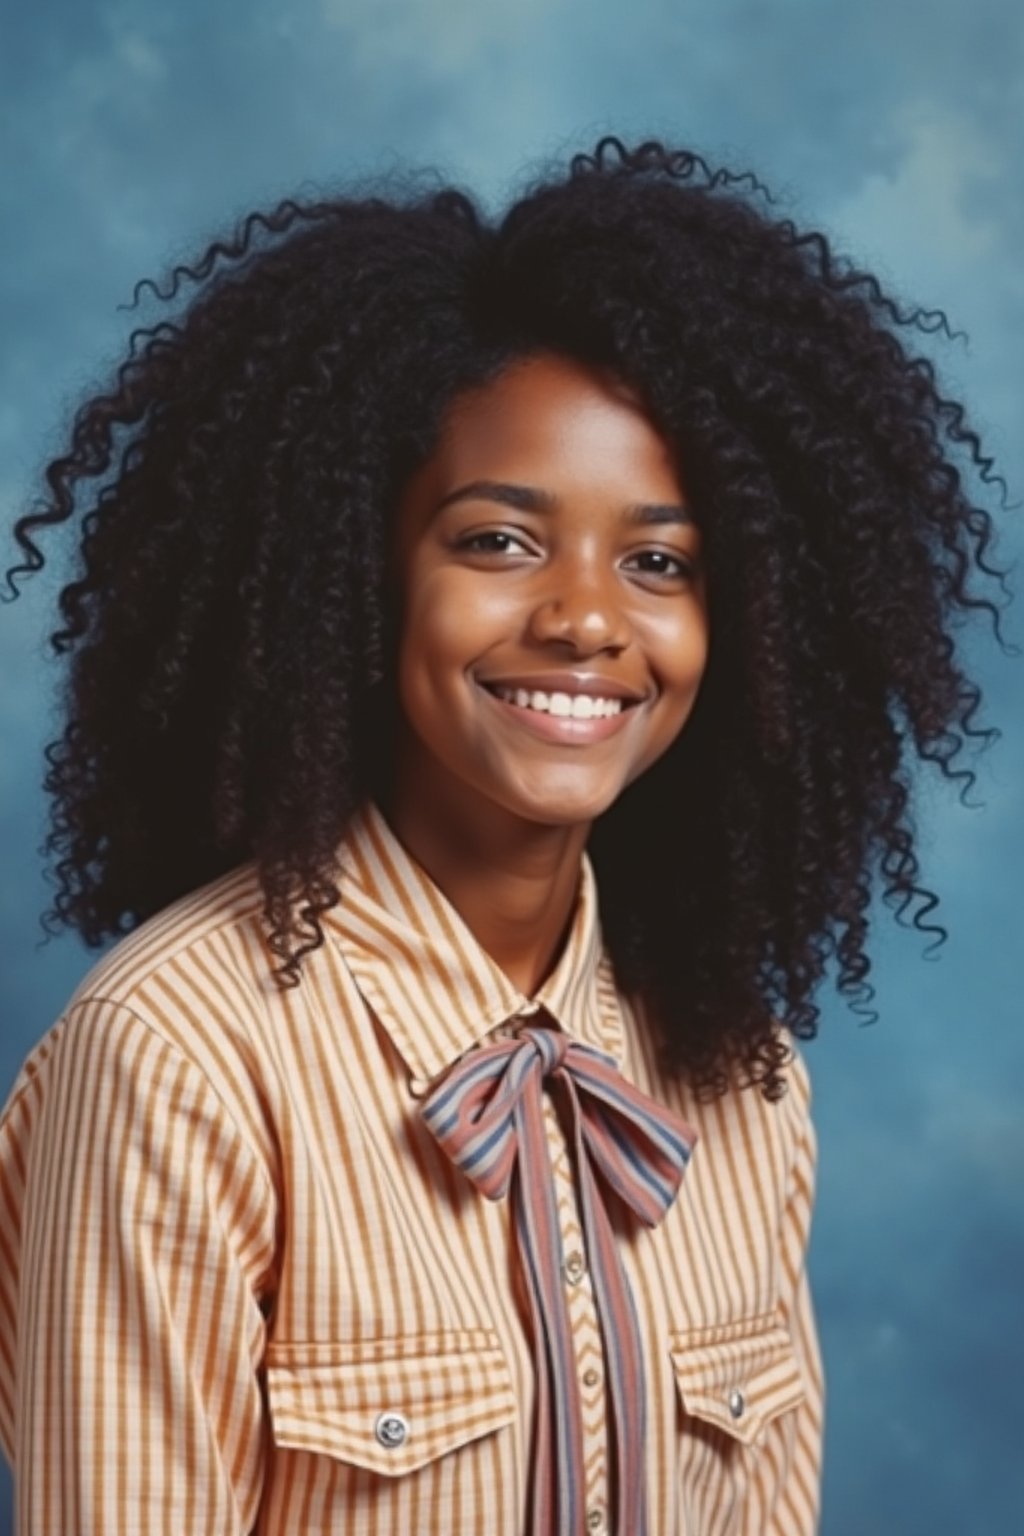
top-left (496, 785), bottom-right (624, 829)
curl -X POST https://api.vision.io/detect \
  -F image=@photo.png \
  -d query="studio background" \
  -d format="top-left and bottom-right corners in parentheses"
top-left (1, 2), bottom-right (1021, 1531)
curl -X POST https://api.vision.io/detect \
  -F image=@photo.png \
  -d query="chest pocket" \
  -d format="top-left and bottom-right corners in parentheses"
top-left (670, 1317), bottom-right (806, 1448)
top-left (264, 1328), bottom-right (516, 1477)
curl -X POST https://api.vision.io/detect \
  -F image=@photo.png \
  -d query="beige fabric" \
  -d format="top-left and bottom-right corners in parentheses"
top-left (0, 801), bottom-right (823, 1533)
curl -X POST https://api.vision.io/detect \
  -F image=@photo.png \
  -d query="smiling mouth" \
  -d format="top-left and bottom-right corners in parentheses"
top-left (476, 681), bottom-right (641, 744)
top-left (481, 683), bottom-right (632, 720)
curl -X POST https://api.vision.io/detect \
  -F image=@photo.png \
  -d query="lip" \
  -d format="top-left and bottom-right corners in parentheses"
top-left (476, 680), bottom-right (639, 745)
top-left (474, 671), bottom-right (647, 703)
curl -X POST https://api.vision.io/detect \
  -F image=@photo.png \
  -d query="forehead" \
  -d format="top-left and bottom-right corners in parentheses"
top-left (416, 353), bottom-right (684, 495)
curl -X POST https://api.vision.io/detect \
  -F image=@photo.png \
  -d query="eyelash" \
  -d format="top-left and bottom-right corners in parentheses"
top-left (455, 530), bottom-right (695, 581)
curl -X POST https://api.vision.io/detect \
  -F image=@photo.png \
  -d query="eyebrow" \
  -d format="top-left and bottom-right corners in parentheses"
top-left (433, 479), bottom-right (695, 527)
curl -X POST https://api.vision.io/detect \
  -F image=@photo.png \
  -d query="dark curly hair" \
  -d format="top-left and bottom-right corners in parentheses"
top-left (5, 136), bottom-right (1010, 1100)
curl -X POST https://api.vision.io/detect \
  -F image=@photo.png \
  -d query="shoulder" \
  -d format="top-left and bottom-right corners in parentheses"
top-left (61, 861), bottom-right (276, 1077)
top-left (3, 863), bottom-right (280, 1175)
top-left (630, 992), bottom-right (814, 1149)
top-left (701, 1032), bottom-right (815, 1161)
top-left (702, 1033), bottom-right (817, 1222)
top-left (651, 1023), bottom-right (817, 1217)
top-left (66, 860), bottom-right (270, 1013)
top-left (624, 986), bottom-right (817, 1224)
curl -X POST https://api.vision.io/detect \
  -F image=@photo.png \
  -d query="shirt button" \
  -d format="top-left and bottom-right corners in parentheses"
top-left (587, 1508), bottom-right (605, 1530)
top-left (563, 1250), bottom-right (586, 1284)
top-left (374, 1411), bottom-right (409, 1448)
top-left (582, 1367), bottom-right (601, 1387)
top-left (727, 1388), bottom-right (745, 1420)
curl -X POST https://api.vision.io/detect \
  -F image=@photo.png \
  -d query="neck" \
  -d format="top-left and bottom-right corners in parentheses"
top-left (380, 785), bottom-right (589, 997)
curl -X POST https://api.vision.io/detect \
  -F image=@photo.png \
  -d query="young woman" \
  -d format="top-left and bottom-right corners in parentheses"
top-left (0, 137), bottom-right (1005, 1535)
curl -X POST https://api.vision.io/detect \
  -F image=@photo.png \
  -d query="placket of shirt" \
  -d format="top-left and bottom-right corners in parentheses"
top-left (544, 1089), bottom-right (611, 1528)
top-left (499, 1015), bottom-right (610, 1530)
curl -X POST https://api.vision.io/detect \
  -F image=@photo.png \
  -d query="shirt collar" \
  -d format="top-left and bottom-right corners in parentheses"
top-left (324, 801), bottom-right (625, 1095)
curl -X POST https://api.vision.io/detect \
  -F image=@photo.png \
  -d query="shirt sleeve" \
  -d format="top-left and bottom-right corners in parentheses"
top-left (753, 1047), bottom-right (825, 1534)
top-left (0, 997), bottom-right (279, 1535)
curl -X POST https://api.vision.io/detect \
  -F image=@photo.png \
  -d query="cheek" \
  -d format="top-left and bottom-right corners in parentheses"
top-left (396, 575), bottom-right (501, 717)
top-left (401, 572), bottom-right (518, 672)
top-left (648, 602), bottom-right (710, 696)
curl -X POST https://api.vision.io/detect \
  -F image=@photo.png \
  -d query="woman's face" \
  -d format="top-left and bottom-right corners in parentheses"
top-left (389, 352), bottom-right (709, 837)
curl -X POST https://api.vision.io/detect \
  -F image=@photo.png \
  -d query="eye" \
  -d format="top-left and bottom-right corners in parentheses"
top-left (622, 549), bottom-right (696, 581)
top-left (454, 529), bottom-right (534, 556)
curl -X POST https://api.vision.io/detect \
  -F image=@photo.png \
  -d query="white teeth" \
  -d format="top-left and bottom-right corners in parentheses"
top-left (490, 685), bottom-right (624, 718)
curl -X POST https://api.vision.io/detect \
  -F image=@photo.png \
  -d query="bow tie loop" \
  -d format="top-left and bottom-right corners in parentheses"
top-left (422, 1022), bottom-right (694, 1218)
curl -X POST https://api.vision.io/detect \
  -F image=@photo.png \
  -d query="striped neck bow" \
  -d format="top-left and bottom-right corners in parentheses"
top-left (420, 1019), bottom-right (698, 1536)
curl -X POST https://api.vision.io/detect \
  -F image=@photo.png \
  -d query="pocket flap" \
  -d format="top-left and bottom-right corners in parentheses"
top-left (670, 1319), bottom-right (805, 1449)
top-left (264, 1328), bottom-right (516, 1476)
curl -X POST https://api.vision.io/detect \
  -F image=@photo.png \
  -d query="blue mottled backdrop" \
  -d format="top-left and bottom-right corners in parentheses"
top-left (1, 2), bottom-right (1021, 1531)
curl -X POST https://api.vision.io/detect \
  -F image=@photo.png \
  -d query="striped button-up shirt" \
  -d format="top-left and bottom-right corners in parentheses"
top-left (0, 801), bottom-right (823, 1534)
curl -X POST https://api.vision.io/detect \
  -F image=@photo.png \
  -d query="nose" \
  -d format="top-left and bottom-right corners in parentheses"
top-left (526, 566), bottom-right (632, 655)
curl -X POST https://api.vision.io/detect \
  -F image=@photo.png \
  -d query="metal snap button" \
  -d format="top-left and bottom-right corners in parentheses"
top-left (582, 1367), bottom-right (601, 1388)
top-left (727, 1388), bottom-right (745, 1420)
top-left (374, 1410), bottom-right (409, 1448)
top-left (563, 1250), bottom-right (586, 1284)
top-left (587, 1508), bottom-right (605, 1530)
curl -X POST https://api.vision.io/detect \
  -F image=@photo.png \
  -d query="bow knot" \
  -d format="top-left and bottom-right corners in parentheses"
top-left (529, 1021), bottom-right (570, 1071)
